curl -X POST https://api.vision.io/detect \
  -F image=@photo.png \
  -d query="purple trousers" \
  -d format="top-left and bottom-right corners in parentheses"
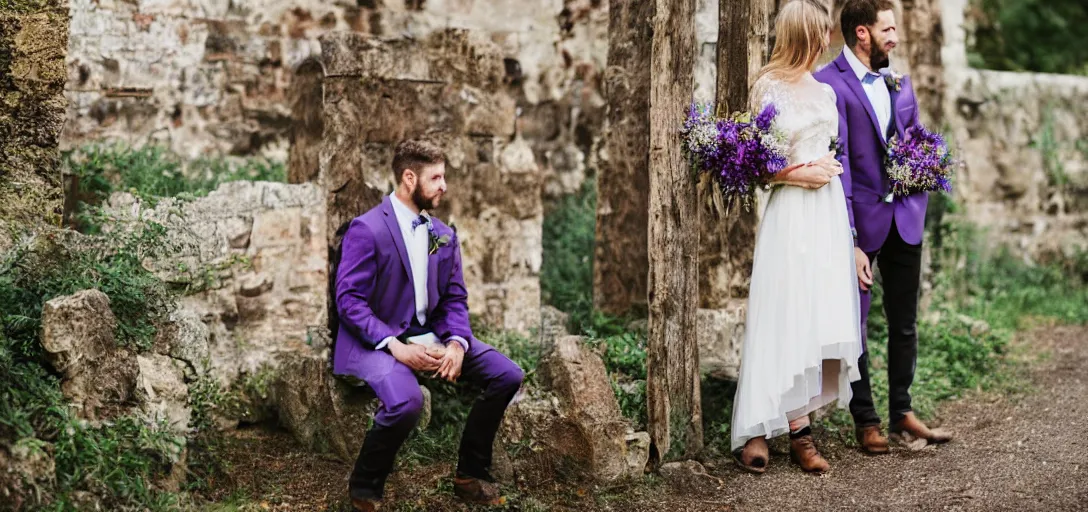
top-left (348, 339), bottom-right (524, 501)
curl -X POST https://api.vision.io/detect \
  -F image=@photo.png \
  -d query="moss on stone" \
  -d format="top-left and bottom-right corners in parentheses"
top-left (0, 5), bottom-right (67, 248)
top-left (0, 0), bottom-right (63, 15)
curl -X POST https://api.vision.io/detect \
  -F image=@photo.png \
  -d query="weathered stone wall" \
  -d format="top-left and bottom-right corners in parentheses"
top-left (106, 181), bottom-right (328, 384)
top-left (62, 0), bottom-right (607, 200)
top-left (0, 0), bottom-right (68, 251)
top-left (320, 30), bottom-right (541, 334)
top-left (941, 0), bottom-right (1088, 260)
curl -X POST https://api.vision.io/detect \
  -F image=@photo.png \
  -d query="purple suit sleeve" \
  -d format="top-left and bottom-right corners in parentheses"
top-left (833, 81), bottom-right (857, 237)
top-left (431, 235), bottom-right (473, 349)
top-left (335, 220), bottom-right (398, 350)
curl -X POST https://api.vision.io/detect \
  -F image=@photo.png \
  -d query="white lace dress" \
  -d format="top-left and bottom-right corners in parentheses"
top-left (730, 74), bottom-right (863, 451)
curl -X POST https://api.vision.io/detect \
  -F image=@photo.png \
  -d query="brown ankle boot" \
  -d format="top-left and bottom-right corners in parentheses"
top-left (453, 476), bottom-right (506, 506)
top-left (734, 436), bottom-right (769, 474)
top-left (855, 425), bottom-right (890, 454)
top-left (789, 435), bottom-right (830, 473)
top-left (890, 412), bottom-right (953, 450)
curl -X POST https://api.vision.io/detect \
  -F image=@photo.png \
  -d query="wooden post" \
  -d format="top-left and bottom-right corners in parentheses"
top-left (646, 0), bottom-right (702, 462)
top-left (596, 0), bottom-right (653, 317)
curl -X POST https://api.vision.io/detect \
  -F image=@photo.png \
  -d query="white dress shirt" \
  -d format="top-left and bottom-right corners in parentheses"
top-left (390, 192), bottom-right (430, 326)
top-left (844, 46), bottom-right (892, 140)
top-left (376, 193), bottom-right (469, 352)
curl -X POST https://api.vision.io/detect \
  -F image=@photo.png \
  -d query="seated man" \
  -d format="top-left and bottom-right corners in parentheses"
top-left (332, 138), bottom-right (524, 511)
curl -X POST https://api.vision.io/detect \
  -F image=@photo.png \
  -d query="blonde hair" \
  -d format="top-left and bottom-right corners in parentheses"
top-left (756, 0), bottom-right (832, 83)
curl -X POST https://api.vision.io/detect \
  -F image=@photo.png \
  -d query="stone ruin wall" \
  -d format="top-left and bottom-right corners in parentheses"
top-left (62, 0), bottom-right (608, 201)
top-left (941, 0), bottom-right (1088, 262)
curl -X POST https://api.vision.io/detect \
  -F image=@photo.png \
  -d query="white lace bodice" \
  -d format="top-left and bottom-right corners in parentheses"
top-left (750, 74), bottom-right (838, 165)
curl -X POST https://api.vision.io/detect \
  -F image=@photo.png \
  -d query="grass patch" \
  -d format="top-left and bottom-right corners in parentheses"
top-left (0, 222), bottom-right (187, 509)
top-left (541, 179), bottom-right (596, 328)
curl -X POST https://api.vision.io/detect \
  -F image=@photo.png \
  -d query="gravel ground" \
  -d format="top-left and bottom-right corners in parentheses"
top-left (205, 326), bottom-right (1088, 511)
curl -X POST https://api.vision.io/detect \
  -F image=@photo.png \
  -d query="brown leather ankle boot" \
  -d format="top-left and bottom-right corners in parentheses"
top-left (789, 434), bottom-right (830, 473)
top-left (734, 436), bottom-right (769, 474)
top-left (856, 425), bottom-right (890, 454)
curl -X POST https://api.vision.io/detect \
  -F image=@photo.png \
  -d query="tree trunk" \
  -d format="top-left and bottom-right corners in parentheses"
top-left (647, 0), bottom-right (702, 463)
top-left (899, 0), bottom-right (944, 125)
top-left (698, 0), bottom-right (770, 308)
top-left (595, 0), bottom-right (653, 317)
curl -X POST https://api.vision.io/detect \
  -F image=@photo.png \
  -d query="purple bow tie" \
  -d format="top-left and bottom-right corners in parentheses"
top-left (411, 214), bottom-right (428, 231)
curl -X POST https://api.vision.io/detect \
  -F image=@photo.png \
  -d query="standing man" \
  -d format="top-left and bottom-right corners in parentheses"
top-left (814, 0), bottom-right (952, 453)
top-left (332, 138), bottom-right (524, 510)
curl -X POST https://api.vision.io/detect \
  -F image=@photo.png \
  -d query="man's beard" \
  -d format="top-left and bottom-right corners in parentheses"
top-left (869, 41), bottom-right (890, 71)
top-left (412, 185), bottom-right (437, 211)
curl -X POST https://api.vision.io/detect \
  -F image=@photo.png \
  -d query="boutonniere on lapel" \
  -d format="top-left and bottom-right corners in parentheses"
top-left (419, 213), bottom-right (451, 255)
top-left (883, 70), bottom-right (903, 92)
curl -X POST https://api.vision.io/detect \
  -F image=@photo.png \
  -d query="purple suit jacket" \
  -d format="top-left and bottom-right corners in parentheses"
top-left (814, 52), bottom-right (928, 253)
top-left (331, 196), bottom-right (477, 382)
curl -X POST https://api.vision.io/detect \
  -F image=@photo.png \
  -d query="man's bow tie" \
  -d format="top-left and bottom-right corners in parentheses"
top-left (411, 213), bottom-right (429, 231)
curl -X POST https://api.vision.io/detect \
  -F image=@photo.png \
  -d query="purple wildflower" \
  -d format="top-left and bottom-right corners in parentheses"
top-left (680, 101), bottom-right (789, 211)
top-left (885, 125), bottom-right (956, 197)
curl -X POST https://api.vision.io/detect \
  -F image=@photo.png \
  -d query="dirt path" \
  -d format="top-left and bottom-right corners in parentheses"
top-left (640, 325), bottom-right (1088, 512)
top-left (205, 326), bottom-right (1088, 511)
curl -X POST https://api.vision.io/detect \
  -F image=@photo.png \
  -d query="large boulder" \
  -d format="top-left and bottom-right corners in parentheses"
top-left (104, 181), bottom-right (329, 388)
top-left (543, 335), bottom-right (630, 480)
top-left (40, 289), bottom-right (138, 421)
top-left (271, 354), bottom-right (376, 462)
top-left (499, 335), bottom-right (639, 482)
top-left (270, 353), bottom-right (433, 463)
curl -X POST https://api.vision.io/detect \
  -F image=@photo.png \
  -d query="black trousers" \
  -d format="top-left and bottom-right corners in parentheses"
top-left (850, 219), bottom-right (923, 427)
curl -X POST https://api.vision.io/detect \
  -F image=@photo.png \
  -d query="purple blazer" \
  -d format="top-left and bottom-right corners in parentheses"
top-left (814, 52), bottom-right (928, 253)
top-left (331, 196), bottom-right (476, 382)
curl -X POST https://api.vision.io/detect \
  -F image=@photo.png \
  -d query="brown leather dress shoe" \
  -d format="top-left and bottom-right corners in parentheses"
top-left (890, 412), bottom-right (953, 450)
top-left (453, 476), bottom-right (506, 506)
top-left (789, 435), bottom-right (830, 473)
top-left (733, 436), bottom-right (769, 474)
top-left (856, 425), bottom-right (890, 455)
top-left (351, 497), bottom-right (380, 512)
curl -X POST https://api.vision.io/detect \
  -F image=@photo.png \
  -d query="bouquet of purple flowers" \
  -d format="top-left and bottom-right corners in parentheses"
top-left (681, 102), bottom-right (789, 211)
top-left (885, 125), bottom-right (955, 198)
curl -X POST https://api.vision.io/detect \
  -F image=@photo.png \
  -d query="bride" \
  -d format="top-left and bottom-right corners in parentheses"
top-left (730, 0), bottom-right (863, 473)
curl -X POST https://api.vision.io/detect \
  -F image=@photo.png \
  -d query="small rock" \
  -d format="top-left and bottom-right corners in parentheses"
top-left (625, 432), bottom-right (651, 475)
top-left (659, 460), bottom-right (709, 486)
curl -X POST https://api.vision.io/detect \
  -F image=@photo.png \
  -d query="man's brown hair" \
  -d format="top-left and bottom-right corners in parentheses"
top-left (840, 0), bottom-right (895, 49)
top-left (392, 138), bottom-right (446, 182)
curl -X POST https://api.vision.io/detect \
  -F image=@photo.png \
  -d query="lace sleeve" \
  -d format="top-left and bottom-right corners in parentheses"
top-left (820, 83), bottom-right (836, 103)
top-left (749, 76), bottom-right (774, 113)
